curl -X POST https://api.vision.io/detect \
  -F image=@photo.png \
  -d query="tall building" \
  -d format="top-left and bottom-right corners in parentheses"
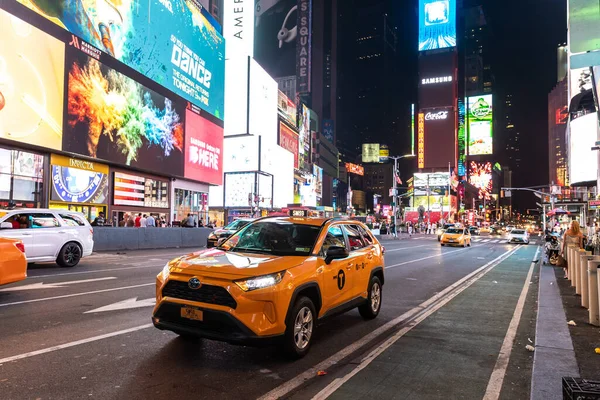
top-left (548, 44), bottom-right (569, 187)
top-left (463, 5), bottom-right (494, 96)
top-left (503, 94), bottom-right (521, 171)
top-left (337, 0), bottom-right (403, 155)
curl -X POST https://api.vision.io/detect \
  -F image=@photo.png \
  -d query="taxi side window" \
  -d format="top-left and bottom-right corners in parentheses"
top-left (343, 225), bottom-right (367, 251)
top-left (320, 226), bottom-right (346, 257)
top-left (356, 225), bottom-right (375, 245)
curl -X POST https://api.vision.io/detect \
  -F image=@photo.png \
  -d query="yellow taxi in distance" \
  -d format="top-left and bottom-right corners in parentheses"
top-left (440, 227), bottom-right (471, 247)
top-left (0, 238), bottom-right (27, 286)
top-left (153, 217), bottom-right (385, 358)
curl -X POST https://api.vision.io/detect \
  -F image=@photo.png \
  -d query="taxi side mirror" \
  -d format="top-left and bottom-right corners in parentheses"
top-left (325, 246), bottom-right (349, 264)
top-left (0, 222), bottom-right (13, 229)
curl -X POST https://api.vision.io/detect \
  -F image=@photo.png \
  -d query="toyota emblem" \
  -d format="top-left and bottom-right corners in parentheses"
top-left (188, 277), bottom-right (202, 290)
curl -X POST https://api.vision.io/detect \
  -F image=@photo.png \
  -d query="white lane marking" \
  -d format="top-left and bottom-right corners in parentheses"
top-left (482, 246), bottom-right (540, 400)
top-left (385, 248), bottom-right (467, 269)
top-left (0, 324), bottom-right (153, 364)
top-left (28, 262), bottom-right (167, 279)
top-left (84, 297), bottom-right (156, 313)
top-left (258, 246), bottom-right (521, 400)
top-left (491, 240), bottom-right (499, 243)
top-left (482, 239), bottom-right (491, 243)
top-left (473, 239), bottom-right (482, 242)
top-left (310, 245), bottom-right (523, 400)
top-left (385, 245), bottom-right (428, 253)
top-left (0, 277), bottom-right (117, 292)
top-left (0, 283), bottom-right (154, 308)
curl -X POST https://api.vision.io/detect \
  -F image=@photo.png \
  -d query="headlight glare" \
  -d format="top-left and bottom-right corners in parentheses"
top-left (160, 264), bottom-right (170, 281)
top-left (235, 271), bottom-right (285, 292)
top-left (208, 233), bottom-right (217, 239)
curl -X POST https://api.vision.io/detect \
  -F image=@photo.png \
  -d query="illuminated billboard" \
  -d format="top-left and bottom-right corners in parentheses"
top-left (422, 107), bottom-right (455, 169)
top-left (570, 67), bottom-right (592, 103)
top-left (184, 109), bottom-right (224, 186)
top-left (345, 163), bottom-right (364, 176)
top-left (418, 113), bottom-right (425, 168)
top-left (224, 0), bottom-right (255, 59)
top-left (467, 95), bottom-right (493, 155)
top-left (249, 60), bottom-right (278, 142)
top-left (418, 0), bottom-right (457, 51)
top-left (362, 144), bottom-right (380, 163)
top-left (0, 9), bottom-right (64, 150)
top-left (569, 1), bottom-right (600, 55)
top-left (569, 113), bottom-right (598, 184)
top-left (413, 172), bottom-right (449, 196)
top-left (17, 0), bottom-right (225, 119)
top-left (63, 51), bottom-right (185, 176)
top-left (278, 90), bottom-right (297, 127)
top-left (279, 122), bottom-right (299, 169)
top-left (50, 155), bottom-right (109, 204)
top-left (418, 52), bottom-right (457, 109)
top-left (299, 104), bottom-right (311, 172)
top-left (468, 162), bottom-right (493, 193)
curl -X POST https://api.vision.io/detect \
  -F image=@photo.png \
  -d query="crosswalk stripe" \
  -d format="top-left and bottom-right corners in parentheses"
top-left (491, 240), bottom-right (499, 243)
top-left (482, 239), bottom-right (491, 243)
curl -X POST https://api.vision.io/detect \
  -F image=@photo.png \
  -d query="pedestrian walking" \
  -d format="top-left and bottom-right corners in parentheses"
top-left (140, 214), bottom-right (147, 227)
top-left (134, 213), bottom-right (142, 227)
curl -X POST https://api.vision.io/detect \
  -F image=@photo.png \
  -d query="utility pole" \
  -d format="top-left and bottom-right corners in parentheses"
top-left (390, 154), bottom-right (416, 233)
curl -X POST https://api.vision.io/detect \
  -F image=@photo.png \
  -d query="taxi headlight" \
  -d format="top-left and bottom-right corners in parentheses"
top-left (160, 264), bottom-right (170, 281)
top-left (235, 271), bottom-right (285, 292)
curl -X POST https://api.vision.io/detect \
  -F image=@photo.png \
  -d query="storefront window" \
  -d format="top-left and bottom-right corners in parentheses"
top-left (174, 189), bottom-right (208, 225)
top-left (0, 148), bottom-right (44, 207)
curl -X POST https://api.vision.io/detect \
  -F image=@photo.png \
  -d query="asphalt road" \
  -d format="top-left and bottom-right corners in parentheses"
top-left (0, 234), bottom-right (539, 400)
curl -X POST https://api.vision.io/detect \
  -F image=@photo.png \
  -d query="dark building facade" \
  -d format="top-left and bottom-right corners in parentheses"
top-left (548, 79), bottom-right (569, 186)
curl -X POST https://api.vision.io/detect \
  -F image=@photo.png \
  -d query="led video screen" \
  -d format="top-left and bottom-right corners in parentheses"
top-left (63, 50), bottom-right (185, 177)
top-left (467, 95), bottom-right (493, 155)
top-left (418, 0), bottom-right (457, 51)
top-left (17, 0), bottom-right (225, 119)
top-left (468, 161), bottom-right (493, 193)
top-left (0, 8), bottom-right (64, 150)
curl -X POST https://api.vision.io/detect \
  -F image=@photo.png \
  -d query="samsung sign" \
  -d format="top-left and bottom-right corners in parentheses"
top-left (422, 76), bottom-right (453, 85)
top-left (425, 111), bottom-right (448, 120)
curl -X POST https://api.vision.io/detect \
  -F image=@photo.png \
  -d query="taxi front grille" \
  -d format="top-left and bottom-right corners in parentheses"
top-left (162, 280), bottom-right (237, 309)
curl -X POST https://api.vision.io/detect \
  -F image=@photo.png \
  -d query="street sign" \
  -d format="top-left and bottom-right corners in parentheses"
top-left (505, 190), bottom-right (512, 198)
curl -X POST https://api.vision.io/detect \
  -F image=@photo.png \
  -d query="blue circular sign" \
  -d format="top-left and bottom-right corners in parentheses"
top-left (52, 166), bottom-right (105, 203)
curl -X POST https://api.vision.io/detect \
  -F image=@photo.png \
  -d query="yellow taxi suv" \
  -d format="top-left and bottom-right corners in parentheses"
top-left (0, 238), bottom-right (27, 286)
top-left (153, 217), bottom-right (385, 358)
top-left (440, 227), bottom-right (471, 247)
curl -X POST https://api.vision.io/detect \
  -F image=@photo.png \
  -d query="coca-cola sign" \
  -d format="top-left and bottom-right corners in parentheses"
top-left (425, 111), bottom-right (449, 121)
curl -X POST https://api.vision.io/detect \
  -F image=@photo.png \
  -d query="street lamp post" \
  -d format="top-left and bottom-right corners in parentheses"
top-left (390, 154), bottom-right (416, 236)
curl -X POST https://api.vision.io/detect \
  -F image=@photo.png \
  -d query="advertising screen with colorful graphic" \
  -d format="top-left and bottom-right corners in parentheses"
top-left (418, 0), bottom-right (456, 51)
top-left (468, 161), bottom-right (493, 193)
top-left (50, 155), bottom-right (108, 204)
top-left (413, 172), bottom-right (449, 196)
top-left (299, 104), bottom-right (311, 172)
top-left (279, 122), bottom-right (299, 169)
top-left (278, 90), bottom-right (297, 127)
top-left (113, 171), bottom-right (169, 208)
top-left (16, 0), bottom-right (225, 118)
top-left (467, 95), bottom-right (493, 155)
top-left (0, 8), bottom-right (64, 150)
top-left (63, 51), bottom-right (185, 177)
top-left (184, 108), bottom-right (224, 186)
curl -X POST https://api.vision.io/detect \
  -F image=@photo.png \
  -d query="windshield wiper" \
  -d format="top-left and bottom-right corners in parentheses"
top-left (231, 247), bottom-right (272, 254)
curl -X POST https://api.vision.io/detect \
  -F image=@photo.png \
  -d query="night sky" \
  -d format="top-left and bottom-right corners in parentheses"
top-left (484, 0), bottom-right (567, 210)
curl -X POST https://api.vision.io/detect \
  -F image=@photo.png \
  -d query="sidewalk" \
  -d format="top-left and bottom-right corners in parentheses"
top-left (314, 246), bottom-right (539, 400)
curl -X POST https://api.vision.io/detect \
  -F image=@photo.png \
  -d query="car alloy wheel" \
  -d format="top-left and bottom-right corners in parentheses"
top-left (64, 243), bottom-right (81, 265)
top-left (293, 306), bottom-right (313, 350)
top-left (370, 282), bottom-right (381, 313)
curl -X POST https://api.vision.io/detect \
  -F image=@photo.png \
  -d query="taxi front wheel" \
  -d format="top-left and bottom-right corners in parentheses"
top-left (359, 276), bottom-right (382, 320)
top-left (283, 296), bottom-right (316, 359)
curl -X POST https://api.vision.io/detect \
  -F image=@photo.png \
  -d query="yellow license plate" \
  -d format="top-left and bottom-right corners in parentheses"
top-left (181, 306), bottom-right (203, 321)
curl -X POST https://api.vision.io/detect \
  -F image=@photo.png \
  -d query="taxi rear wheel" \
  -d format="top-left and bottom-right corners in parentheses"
top-left (283, 296), bottom-right (316, 359)
top-left (359, 276), bottom-right (382, 320)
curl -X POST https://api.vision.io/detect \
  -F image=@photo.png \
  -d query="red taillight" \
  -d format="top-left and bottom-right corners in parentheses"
top-left (90, 228), bottom-right (94, 235)
top-left (15, 242), bottom-right (25, 253)
top-left (382, 246), bottom-right (386, 255)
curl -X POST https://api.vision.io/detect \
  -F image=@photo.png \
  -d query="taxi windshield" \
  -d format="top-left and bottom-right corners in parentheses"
top-left (445, 228), bottom-right (462, 234)
top-left (221, 221), bottom-right (321, 256)
top-left (512, 229), bottom-right (526, 235)
top-left (225, 219), bottom-right (250, 231)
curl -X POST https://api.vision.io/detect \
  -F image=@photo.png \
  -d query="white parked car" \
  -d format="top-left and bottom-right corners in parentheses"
top-left (0, 209), bottom-right (94, 267)
top-left (508, 229), bottom-right (529, 245)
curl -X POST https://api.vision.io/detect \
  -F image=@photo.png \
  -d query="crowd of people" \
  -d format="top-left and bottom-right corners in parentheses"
top-left (91, 212), bottom-right (220, 228)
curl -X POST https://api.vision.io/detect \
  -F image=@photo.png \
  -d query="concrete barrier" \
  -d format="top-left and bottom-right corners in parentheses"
top-left (92, 227), bottom-right (212, 251)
